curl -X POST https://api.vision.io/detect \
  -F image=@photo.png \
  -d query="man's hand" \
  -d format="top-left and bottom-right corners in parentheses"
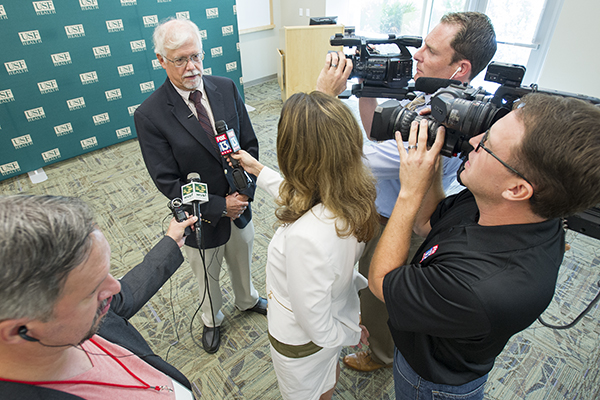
top-left (316, 51), bottom-right (353, 97)
top-left (166, 215), bottom-right (197, 248)
top-left (225, 192), bottom-right (249, 220)
top-left (397, 119), bottom-right (445, 198)
top-left (230, 150), bottom-right (264, 177)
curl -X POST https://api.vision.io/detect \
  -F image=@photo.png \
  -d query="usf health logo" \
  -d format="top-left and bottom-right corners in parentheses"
top-left (93, 113), bottom-right (110, 126)
top-left (80, 71), bottom-right (99, 85)
top-left (33, 1), bottom-right (56, 15)
top-left (67, 97), bottom-right (86, 111)
top-left (0, 5), bottom-right (7, 20)
top-left (19, 30), bottom-right (42, 45)
top-left (118, 64), bottom-right (134, 77)
top-left (105, 88), bottom-right (122, 101)
top-left (226, 62), bottom-right (237, 73)
top-left (38, 79), bottom-right (59, 94)
top-left (127, 104), bottom-right (139, 116)
top-left (143, 15), bottom-right (158, 28)
top-left (65, 24), bottom-right (85, 38)
top-left (203, 67), bottom-right (212, 76)
top-left (79, 0), bottom-right (99, 10)
top-left (1, 162), bottom-right (21, 176)
top-left (200, 30), bottom-right (207, 40)
top-left (130, 39), bottom-right (146, 52)
top-left (116, 127), bottom-right (132, 139)
top-left (24, 107), bottom-right (46, 122)
top-left (106, 19), bottom-right (124, 33)
top-left (42, 148), bottom-right (61, 162)
top-left (222, 25), bottom-right (234, 37)
top-left (176, 11), bottom-right (189, 20)
top-left (12, 134), bottom-right (33, 150)
top-left (152, 59), bottom-right (162, 70)
top-left (93, 45), bottom-right (111, 59)
top-left (0, 89), bottom-right (15, 104)
top-left (140, 81), bottom-right (154, 93)
top-left (120, 0), bottom-right (136, 5)
top-left (206, 7), bottom-right (218, 19)
top-left (54, 122), bottom-right (73, 136)
top-left (210, 47), bottom-right (223, 58)
top-left (5, 60), bottom-right (28, 75)
top-left (81, 137), bottom-right (98, 150)
top-left (51, 52), bottom-right (72, 66)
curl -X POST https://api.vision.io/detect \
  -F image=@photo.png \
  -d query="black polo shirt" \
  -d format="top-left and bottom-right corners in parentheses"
top-left (383, 189), bottom-right (565, 385)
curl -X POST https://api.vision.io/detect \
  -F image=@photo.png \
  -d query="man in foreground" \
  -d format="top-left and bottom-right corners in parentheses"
top-left (0, 195), bottom-right (197, 399)
top-left (369, 93), bottom-right (600, 399)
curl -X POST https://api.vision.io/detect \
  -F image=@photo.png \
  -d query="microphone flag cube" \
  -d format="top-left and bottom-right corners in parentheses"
top-left (225, 128), bottom-right (241, 152)
top-left (216, 134), bottom-right (232, 155)
top-left (181, 182), bottom-right (209, 205)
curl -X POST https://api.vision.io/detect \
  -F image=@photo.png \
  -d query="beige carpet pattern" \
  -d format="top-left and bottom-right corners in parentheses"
top-left (1, 79), bottom-right (599, 399)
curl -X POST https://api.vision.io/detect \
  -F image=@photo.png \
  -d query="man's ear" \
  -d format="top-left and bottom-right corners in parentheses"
top-left (156, 53), bottom-right (167, 70)
top-left (0, 318), bottom-right (33, 345)
top-left (502, 179), bottom-right (534, 202)
top-left (455, 60), bottom-right (472, 82)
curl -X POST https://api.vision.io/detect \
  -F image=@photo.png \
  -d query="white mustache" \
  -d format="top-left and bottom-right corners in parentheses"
top-left (183, 71), bottom-right (201, 78)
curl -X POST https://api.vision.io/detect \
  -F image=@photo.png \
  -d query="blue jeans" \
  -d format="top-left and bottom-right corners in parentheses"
top-left (393, 348), bottom-right (488, 400)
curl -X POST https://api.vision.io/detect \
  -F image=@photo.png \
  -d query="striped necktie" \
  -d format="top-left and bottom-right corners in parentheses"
top-left (189, 90), bottom-right (219, 154)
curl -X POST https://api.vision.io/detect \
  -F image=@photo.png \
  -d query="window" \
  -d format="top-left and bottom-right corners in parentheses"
top-left (327, 0), bottom-right (564, 89)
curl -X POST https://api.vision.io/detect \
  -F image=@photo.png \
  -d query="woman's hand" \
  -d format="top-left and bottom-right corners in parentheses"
top-left (229, 150), bottom-right (264, 177)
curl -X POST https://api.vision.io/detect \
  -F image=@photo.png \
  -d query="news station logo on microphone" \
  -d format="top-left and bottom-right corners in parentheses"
top-left (182, 181), bottom-right (208, 205)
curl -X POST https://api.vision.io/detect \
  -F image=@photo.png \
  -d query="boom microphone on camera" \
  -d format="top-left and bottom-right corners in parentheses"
top-left (415, 77), bottom-right (463, 94)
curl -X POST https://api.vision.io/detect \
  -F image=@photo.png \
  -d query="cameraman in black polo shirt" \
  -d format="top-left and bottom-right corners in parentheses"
top-left (368, 93), bottom-right (600, 400)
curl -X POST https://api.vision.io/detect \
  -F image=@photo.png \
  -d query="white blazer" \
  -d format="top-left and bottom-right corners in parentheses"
top-left (258, 167), bottom-right (367, 348)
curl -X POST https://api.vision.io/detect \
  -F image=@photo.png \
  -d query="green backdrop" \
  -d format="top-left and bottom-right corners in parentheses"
top-left (0, 0), bottom-right (244, 181)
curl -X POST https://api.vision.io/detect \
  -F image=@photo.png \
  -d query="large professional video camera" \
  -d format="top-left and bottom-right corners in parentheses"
top-left (370, 62), bottom-right (600, 158)
top-left (330, 28), bottom-right (422, 99)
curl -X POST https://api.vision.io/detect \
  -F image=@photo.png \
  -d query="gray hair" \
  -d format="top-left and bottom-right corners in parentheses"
top-left (0, 195), bottom-right (96, 321)
top-left (153, 17), bottom-right (203, 56)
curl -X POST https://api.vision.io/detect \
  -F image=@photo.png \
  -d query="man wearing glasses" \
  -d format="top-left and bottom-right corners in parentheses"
top-left (368, 93), bottom-right (600, 400)
top-left (134, 18), bottom-right (266, 355)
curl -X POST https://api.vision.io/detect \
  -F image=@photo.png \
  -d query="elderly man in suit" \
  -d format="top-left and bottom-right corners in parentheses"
top-left (134, 17), bottom-right (266, 355)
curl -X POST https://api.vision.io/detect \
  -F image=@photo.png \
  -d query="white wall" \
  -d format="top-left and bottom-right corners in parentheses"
top-left (239, 0), bottom-right (328, 86)
top-left (538, 0), bottom-right (600, 98)
top-left (239, 0), bottom-right (281, 84)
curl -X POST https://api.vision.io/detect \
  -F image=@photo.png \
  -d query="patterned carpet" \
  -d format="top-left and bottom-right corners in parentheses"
top-left (1, 79), bottom-right (599, 399)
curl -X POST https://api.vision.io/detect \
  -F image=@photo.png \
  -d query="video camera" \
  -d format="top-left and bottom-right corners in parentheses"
top-left (371, 62), bottom-right (600, 158)
top-left (330, 27), bottom-right (422, 99)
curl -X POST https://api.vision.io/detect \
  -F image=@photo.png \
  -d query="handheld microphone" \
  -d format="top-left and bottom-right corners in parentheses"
top-left (182, 173), bottom-right (208, 247)
top-left (215, 120), bottom-right (249, 191)
top-left (167, 198), bottom-right (193, 237)
top-left (415, 77), bottom-right (463, 94)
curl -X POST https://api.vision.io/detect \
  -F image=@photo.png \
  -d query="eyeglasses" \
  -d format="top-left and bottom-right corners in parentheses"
top-left (163, 51), bottom-right (204, 67)
top-left (476, 129), bottom-right (533, 186)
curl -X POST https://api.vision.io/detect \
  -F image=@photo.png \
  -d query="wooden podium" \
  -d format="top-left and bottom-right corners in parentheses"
top-left (278, 25), bottom-right (344, 101)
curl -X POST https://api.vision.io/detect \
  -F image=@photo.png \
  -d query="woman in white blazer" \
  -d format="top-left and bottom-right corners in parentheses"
top-left (232, 91), bottom-right (378, 400)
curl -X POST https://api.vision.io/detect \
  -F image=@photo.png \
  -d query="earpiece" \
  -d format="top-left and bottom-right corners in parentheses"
top-left (18, 326), bottom-right (39, 342)
top-left (449, 66), bottom-right (462, 80)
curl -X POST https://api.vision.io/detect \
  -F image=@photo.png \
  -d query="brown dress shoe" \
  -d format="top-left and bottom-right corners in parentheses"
top-left (343, 351), bottom-right (392, 372)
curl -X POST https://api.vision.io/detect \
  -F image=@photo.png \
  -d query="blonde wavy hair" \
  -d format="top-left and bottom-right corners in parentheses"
top-left (275, 91), bottom-right (378, 243)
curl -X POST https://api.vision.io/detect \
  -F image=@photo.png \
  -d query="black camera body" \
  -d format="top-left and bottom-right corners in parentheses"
top-left (371, 62), bottom-right (600, 158)
top-left (330, 28), bottom-right (421, 97)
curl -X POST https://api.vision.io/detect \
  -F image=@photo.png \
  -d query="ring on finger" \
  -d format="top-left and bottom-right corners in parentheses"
top-left (331, 63), bottom-right (338, 68)
top-left (407, 145), bottom-right (418, 150)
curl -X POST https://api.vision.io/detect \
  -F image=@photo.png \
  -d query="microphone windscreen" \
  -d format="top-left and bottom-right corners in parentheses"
top-left (187, 172), bottom-right (201, 182)
top-left (215, 120), bottom-right (227, 134)
top-left (415, 77), bottom-right (462, 94)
